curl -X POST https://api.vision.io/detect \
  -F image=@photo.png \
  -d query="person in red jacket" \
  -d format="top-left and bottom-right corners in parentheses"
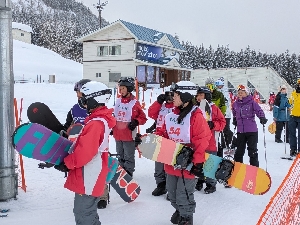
top-left (113, 77), bottom-right (147, 177)
top-left (54, 81), bottom-right (116, 225)
top-left (253, 90), bottom-right (261, 104)
top-left (195, 86), bottom-right (226, 193)
top-left (143, 84), bottom-right (211, 225)
top-left (147, 91), bottom-right (174, 196)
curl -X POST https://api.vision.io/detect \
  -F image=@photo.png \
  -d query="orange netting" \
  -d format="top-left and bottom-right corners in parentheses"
top-left (257, 154), bottom-right (300, 225)
top-left (14, 98), bottom-right (27, 192)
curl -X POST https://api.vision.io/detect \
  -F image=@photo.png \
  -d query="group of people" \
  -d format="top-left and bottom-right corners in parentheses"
top-left (52, 76), bottom-right (300, 225)
top-left (269, 81), bottom-right (300, 157)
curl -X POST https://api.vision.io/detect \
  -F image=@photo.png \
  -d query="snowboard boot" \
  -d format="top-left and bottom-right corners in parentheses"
top-left (204, 184), bottom-right (216, 194)
top-left (152, 181), bottom-right (167, 196)
top-left (275, 138), bottom-right (283, 143)
top-left (166, 194), bottom-right (170, 201)
top-left (178, 215), bottom-right (193, 225)
top-left (290, 149), bottom-right (297, 157)
top-left (170, 210), bottom-right (180, 224)
top-left (97, 200), bottom-right (107, 209)
top-left (195, 179), bottom-right (204, 191)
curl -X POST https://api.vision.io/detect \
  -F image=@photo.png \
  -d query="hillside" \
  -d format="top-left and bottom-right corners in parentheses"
top-left (13, 39), bottom-right (82, 83)
top-left (11, 0), bottom-right (108, 63)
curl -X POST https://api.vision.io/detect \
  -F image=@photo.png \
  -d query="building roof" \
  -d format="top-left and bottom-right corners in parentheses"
top-left (77, 20), bottom-right (185, 52)
top-left (12, 22), bottom-right (32, 33)
top-left (119, 20), bottom-right (185, 51)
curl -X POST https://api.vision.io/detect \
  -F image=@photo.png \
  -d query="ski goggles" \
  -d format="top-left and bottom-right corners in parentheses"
top-left (80, 89), bottom-right (112, 105)
top-left (206, 83), bottom-right (215, 91)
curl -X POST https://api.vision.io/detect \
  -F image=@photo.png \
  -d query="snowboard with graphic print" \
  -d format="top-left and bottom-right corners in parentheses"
top-left (139, 134), bottom-right (271, 195)
top-left (11, 123), bottom-right (118, 184)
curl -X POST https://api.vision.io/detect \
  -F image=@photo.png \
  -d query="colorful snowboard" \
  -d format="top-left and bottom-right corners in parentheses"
top-left (12, 123), bottom-right (117, 184)
top-left (67, 123), bottom-right (141, 203)
top-left (140, 134), bottom-right (271, 195)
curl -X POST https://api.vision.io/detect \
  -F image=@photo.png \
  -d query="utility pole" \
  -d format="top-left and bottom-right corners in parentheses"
top-left (0, 0), bottom-right (17, 201)
top-left (94, 0), bottom-right (108, 28)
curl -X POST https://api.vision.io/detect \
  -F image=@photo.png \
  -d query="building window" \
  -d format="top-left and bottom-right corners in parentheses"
top-left (97, 45), bottom-right (121, 56)
top-left (109, 45), bottom-right (121, 55)
top-left (96, 73), bottom-right (101, 78)
top-left (21, 33), bottom-right (24, 36)
top-left (97, 46), bottom-right (108, 56)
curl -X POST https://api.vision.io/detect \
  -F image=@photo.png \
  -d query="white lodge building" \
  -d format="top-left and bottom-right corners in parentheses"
top-left (77, 20), bottom-right (191, 88)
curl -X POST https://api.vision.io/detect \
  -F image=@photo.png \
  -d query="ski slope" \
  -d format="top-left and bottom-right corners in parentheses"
top-left (0, 83), bottom-right (293, 225)
top-left (13, 40), bottom-right (82, 83)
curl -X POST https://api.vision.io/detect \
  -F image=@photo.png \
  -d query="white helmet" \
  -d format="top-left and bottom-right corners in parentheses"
top-left (80, 81), bottom-right (112, 111)
top-left (170, 81), bottom-right (198, 96)
top-left (215, 79), bottom-right (224, 86)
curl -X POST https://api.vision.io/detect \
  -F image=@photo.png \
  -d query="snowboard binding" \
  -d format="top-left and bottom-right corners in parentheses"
top-left (215, 155), bottom-right (235, 185)
top-left (174, 146), bottom-right (194, 170)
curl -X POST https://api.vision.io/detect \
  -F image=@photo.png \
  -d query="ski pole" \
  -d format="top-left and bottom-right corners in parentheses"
top-left (263, 124), bottom-right (267, 172)
top-left (284, 107), bottom-right (287, 155)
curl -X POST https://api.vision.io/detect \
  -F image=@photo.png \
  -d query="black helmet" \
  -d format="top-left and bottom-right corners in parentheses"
top-left (197, 86), bottom-right (212, 102)
top-left (74, 79), bottom-right (91, 92)
top-left (118, 77), bottom-right (135, 93)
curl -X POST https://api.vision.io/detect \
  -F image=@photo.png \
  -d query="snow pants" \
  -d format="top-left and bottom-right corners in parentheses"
top-left (289, 116), bottom-right (300, 152)
top-left (234, 132), bottom-right (259, 167)
top-left (166, 174), bottom-right (196, 218)
top-left (275, 121), bottom-right (289, 141)
top-left (116, 140), bottom-right (135, 175)
top-left (154, 162), bottom-right (166, 184)
top-left (73, 193), bottom-right (101, 225)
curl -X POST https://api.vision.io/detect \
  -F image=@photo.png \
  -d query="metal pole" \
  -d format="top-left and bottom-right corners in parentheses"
top-left (0, 0), bottom-right (17, 201)
top-left (99, 6), bottom-right (101, 28)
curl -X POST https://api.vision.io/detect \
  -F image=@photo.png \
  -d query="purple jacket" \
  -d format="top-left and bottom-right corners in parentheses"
top-left (232, 95), bottom-right (265, 133)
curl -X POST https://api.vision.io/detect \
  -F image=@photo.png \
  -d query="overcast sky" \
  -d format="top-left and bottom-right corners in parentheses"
top-left (81, 0), bottom-right (300, 54)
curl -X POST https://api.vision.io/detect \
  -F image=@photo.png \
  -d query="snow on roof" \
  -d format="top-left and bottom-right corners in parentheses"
top-left (12, 22), bottom-right (32, 33)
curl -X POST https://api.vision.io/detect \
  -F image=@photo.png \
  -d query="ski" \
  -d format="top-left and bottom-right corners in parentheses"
top-left (0, 209), bottom-right (9, 213)
top-left (281, 156), bottom-right (294, 160)
top-left (0, 214), bottom-right (8, 217)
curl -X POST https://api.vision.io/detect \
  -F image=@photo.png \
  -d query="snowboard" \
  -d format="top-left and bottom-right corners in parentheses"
top-left (67, 123), bottom-right (141, 203)
top-left (12, 123), bottom-right (118, 184)
top-left (27, 102), bottom-right (64, 134)
top-left (140, 134), bottom-right (272, 195)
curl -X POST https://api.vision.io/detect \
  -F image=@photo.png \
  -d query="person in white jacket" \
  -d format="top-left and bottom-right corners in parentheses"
top-left (215, 78), bottom-right (233, 154)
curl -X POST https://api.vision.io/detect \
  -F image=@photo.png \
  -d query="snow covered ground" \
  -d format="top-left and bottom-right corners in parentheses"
top-left (0, 83), bottom-right (293, 225)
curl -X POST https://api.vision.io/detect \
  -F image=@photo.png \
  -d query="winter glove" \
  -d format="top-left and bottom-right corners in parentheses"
top-left (157, 94), bottom-right (166, 104)
top-left (54, 162), bottom-right (69, 173)
top-left (259, 117), bottom-right (268, 125)
top-left (146, 127), bottom-right (154, 133)
top-left (134, 133), bottom-right (142, 147)
top-left (38, 162), bottom-right (54, 169)
top-left (190, 163), bottom-right (204, 180)
top-left (128, 119), bottom-right (139, 131)
top-left (146, 122), bottom-right (156, 133)
top-left (232, 117), bottom-right (237, 126)
top-left (207, 121), bottom-right (215, 130)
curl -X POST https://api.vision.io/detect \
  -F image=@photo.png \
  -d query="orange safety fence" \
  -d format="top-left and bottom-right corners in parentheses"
top-left (257, 154), bottom-right (300, 225)
top-left (13, 98), bottom-right (27, 192)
